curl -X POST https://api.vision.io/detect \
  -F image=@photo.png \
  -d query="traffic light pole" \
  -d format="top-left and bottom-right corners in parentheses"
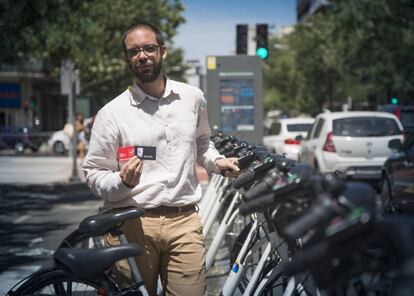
top-left (61, 60), bottom-right (80, 182)
top-left (68, 62), bottom-right (80, 182)
top-left (69, 78), bottom-right (80, 182)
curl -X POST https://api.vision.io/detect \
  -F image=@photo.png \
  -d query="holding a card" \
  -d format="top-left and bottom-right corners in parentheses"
top-left (83, 21), bottom-right (239, 296)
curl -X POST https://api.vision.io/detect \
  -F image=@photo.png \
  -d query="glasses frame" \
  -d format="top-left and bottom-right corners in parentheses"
top-left (126, 44), bottom-right (160, 59)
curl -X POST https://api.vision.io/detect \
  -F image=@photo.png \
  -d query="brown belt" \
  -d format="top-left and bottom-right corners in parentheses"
top-left (145, 204), bottom-right (196, 215)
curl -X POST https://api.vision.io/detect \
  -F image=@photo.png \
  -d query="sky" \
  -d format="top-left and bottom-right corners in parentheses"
top-left (174, 0), bottom-right (297, 66)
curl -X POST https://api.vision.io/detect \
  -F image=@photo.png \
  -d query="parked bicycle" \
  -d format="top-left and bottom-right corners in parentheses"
top-left (6, 131), bottom-right (414, 296)
top-left (7, 207), bottom-right (151, 296)
top-left (202, 132), bottom-right (414, 296)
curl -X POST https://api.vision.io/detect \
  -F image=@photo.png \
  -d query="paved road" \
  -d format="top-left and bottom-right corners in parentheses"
top-left (0, 156), bottom-right (209, 185)
top-left (0, 156), bottom-right (84, 184)
top-left (0, 187), bottom-right (102, 295)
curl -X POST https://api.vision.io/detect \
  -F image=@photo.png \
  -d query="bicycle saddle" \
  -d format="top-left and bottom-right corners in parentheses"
top-left (54, 244), bottom-right (142, 280)
top-left (78, 207), bottom-right (145, 236)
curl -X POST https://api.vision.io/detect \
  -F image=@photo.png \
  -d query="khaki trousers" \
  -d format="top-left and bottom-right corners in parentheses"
top-left (106, 208), bottom-right (206, 296)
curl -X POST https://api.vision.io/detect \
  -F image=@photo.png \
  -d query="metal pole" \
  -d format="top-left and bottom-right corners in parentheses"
top-left (69, 63), bottom-right (79, 181)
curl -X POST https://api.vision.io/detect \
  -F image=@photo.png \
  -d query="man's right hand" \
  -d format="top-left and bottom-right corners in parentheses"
top-left (120, 156), bottom-right (143, 188)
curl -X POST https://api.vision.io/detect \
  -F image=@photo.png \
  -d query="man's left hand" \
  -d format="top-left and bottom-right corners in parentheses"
top-left (216, 157), bottom-right (240, 178)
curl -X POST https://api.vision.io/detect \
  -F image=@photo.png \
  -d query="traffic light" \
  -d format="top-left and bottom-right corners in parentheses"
top-left (29, 95), bottom-right (36, 109)
top-left (256, 24), bottom-right (268, 59)
top-left (23, 100), bottom-right (29, 112)
top-left (390, 97), bottom-right (399, 105)
top-left (236, 24), bottom-right (248, 54)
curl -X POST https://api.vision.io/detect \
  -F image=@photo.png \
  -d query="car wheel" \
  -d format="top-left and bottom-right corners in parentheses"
top-left (380, 177), bottom-right (392, 208)
top-left (53, 141), bottom-right (66, 155)
top-left (14, 142), bottom-right (25, 154)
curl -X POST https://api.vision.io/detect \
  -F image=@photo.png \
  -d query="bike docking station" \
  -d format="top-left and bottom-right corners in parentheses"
top-left (205, 55), bottom-right (264, 145)
top-left (202, 55), bottom-right (267, 291)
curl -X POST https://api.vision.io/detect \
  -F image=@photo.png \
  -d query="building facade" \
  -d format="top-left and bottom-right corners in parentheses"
top-left (0, 62), bottom-right (88, 132)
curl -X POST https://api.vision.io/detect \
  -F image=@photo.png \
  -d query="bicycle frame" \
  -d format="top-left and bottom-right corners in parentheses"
top-left (220, 215), bottom-right (258, 296)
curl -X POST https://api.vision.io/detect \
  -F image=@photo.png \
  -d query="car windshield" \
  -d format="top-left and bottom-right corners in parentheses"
top-left (286, 123), bottom-right (313, 132)
top-left (333, 117), bottom-right (403, 137)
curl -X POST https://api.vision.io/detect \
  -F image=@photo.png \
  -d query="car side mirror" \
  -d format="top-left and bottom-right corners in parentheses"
top-left (295, 135), bottom-right (304, 142)
top-left (388, 139), bottom-right (402, 151)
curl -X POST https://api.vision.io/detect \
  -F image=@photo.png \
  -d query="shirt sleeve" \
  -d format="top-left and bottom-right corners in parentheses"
top-left (82, 109), bottom-right (131, 202)
top-left (196, 93), bottom-right (225, 173)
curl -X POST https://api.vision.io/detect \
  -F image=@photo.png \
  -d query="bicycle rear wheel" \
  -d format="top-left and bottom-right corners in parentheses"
top-left (9, 268), bottom-right (111, 296)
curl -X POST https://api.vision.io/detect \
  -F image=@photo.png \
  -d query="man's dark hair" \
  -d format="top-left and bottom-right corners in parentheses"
top-left (122, 21), bottom-right (164, 56)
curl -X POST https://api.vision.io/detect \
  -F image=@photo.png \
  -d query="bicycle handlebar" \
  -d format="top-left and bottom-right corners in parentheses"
top-left (282, 181), bottom-right (376, 240)
top-left (243, 170), bottom-right (279, 200)
top-left (233, 169), bottom-right (255, 189)
top-left (282, 198), bottom-right (341, 240)
top-left (239, 181), bottom-right (306, 215)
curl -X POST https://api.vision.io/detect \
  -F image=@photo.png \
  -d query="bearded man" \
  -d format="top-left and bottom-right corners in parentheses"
top-left (83, 21), bottom-right (239, 296)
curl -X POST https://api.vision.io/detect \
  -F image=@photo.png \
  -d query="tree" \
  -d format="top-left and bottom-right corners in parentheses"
top-left (263, 0), bottom-right (414, 115)
top-left (264, 18), bottom-right (345, 116)
top-left (263, 36), bottom-right (305, 115)
top-left (0, 0), bottom-right (187, 109)
top-left (330, 0), bottom-right (414, 106)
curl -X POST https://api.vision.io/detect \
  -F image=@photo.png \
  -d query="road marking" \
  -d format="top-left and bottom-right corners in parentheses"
top-left (28, 237), bottom-right (44, 246)
top-left (58, 204), bottom-right (100, 211)
top-left (0, 265), bottom-right (42, 295)
top-left (13, 215), bottom-right (30, 223)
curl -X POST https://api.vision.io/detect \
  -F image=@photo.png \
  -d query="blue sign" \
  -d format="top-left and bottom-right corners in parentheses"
top-left (220, 79), bottom-right (255, 132)
top-left (0, 83), bottom-right (21, 108)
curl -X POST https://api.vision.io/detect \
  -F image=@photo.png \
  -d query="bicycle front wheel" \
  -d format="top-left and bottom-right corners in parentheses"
top-left (9, 268), bottom-right (110, 296)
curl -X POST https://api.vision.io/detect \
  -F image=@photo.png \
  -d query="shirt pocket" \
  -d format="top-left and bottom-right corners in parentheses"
top-left (173, 113), bottom-right (197, 142)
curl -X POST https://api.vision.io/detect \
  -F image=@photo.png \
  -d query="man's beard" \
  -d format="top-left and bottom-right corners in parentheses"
top-left (130, 58), bottom-right (163, 83)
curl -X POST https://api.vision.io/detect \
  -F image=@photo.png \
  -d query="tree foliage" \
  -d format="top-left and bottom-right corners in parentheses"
top-left (264, 0), bottom-right (414, 116)
top-left (0, 0), bottom-right (187, 107)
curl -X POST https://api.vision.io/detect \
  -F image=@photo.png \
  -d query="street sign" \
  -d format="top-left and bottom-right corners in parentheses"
top-left (60, 60), bottom-right (80, 95)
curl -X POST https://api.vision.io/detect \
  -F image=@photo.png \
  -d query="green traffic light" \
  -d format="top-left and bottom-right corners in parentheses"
top-left (391, 97), bottom-right (398, 105)
top-left (256, 47), bottom-right (268, 59)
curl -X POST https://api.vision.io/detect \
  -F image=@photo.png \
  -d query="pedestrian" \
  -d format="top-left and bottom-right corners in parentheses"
top-left (83, 21), bottom-right (240, 296)
top-left (75, 112), bottom-right (87, 161)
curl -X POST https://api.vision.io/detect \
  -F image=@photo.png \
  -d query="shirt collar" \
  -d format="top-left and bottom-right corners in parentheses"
top-left (129, 76), bottom-right (174, 106)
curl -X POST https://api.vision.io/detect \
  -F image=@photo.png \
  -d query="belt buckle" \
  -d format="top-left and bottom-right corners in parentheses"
top-left (177, 206), bottom-right (183, 215)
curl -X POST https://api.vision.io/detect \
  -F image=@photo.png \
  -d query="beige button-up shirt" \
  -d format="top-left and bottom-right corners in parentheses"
top-left (83, 78), bottom-right (223, 209)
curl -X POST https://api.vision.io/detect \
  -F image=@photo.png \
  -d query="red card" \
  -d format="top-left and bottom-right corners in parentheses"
top-left (117, 146), bottom-right (135, 162)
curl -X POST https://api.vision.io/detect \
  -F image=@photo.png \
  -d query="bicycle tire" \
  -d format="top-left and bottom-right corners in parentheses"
top-left (8, 267), bottom-right (112, 296)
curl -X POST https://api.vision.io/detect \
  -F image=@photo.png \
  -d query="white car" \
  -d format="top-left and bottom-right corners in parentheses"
top-left (263, 117), bottom-right (315, 160)
top-left (299, 111), bottom-right (404, 180)
top-left (48, 118), bottom-right (94, 155)
top-left (48, 130), bottom-right (72, 155)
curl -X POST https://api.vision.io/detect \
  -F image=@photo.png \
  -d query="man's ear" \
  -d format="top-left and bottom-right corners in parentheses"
top-left (161, 46), bottom-right (167, 60)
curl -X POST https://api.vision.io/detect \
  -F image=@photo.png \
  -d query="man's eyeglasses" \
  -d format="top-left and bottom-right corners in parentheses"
top-left (126, 45), bottom-right (160, 58)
